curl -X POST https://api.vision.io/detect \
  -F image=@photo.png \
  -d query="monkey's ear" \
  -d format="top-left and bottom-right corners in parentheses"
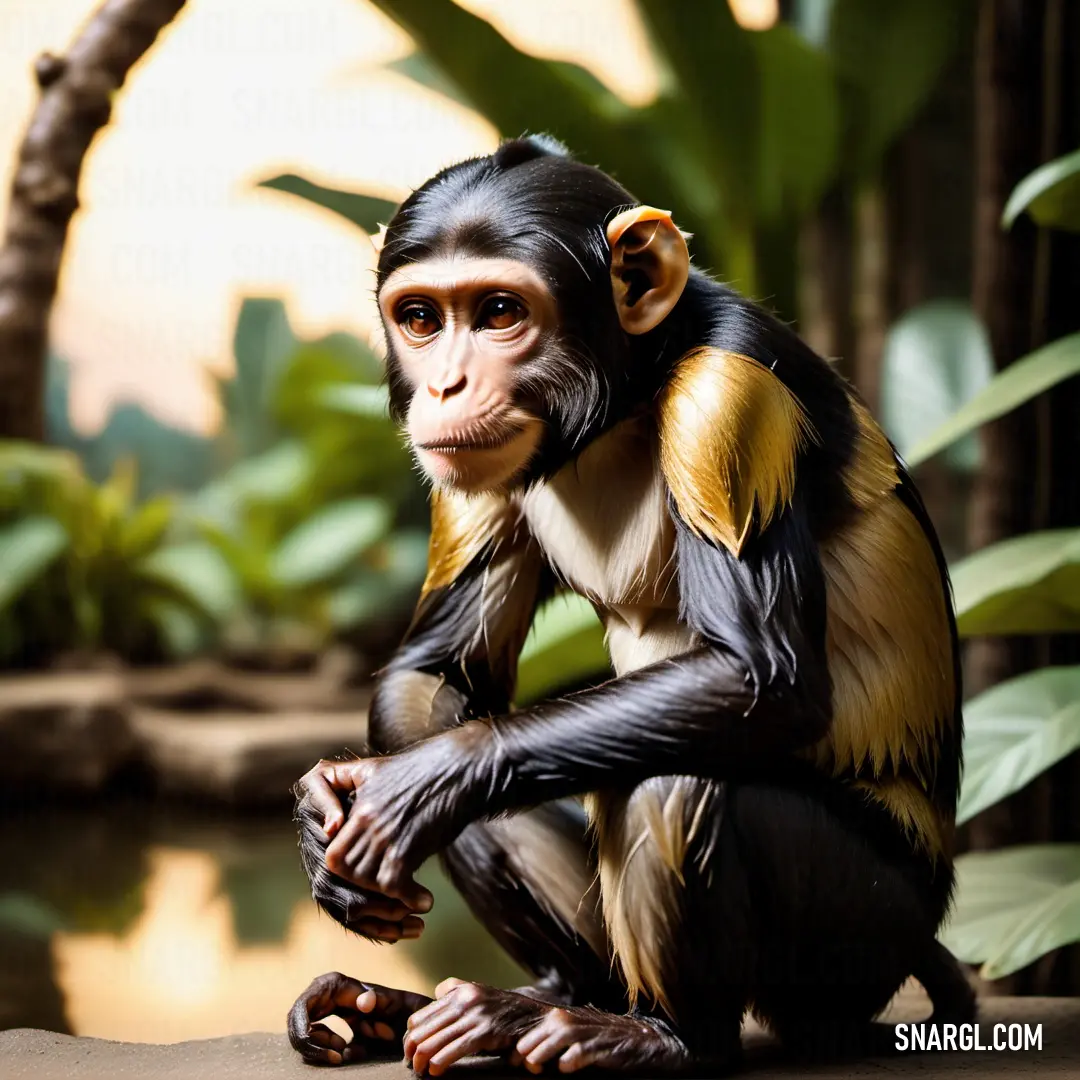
top-left (607, 206), bottom-right (690, 335)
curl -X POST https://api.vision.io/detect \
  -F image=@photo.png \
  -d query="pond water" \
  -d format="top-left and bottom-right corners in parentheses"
top-left (0, 799), bottom-right (525, 1043)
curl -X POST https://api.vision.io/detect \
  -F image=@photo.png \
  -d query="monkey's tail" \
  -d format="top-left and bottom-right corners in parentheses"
top-left (913, 939), bottom-right (977, 1026)
top-left (856, 940), bottom-right (976, 1057)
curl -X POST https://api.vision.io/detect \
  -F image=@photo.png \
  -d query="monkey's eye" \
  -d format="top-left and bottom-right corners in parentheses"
top-left (399, 303), bottom-right (442, 340)
top-left (477, 295), bottom-right (526, 332)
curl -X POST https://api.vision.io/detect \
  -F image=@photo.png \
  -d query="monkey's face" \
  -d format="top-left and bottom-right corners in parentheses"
top-left (379, 256), bottom-right (551, 493)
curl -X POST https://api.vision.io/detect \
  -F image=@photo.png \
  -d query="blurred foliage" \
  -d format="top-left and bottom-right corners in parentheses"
top-left (0, 443), bottom-right (230, 665)
top-left (517, 594), bottom-right (611, 706)
top-left (907, 331), bottom-right (1080, 467)
top-left (931, 151), bottom-right (1080, 980)
top-left (188, 298), bottom-right (427, 659)
top-left (263, 0), bottom-right (970, 318)
top-left (879, 301), bottom-right (993, 473)
top-left (0, 300), bottom-right (429, 667)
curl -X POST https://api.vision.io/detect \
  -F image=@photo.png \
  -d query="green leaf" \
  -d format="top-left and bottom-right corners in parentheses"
top-left (384, 52), bottom-right (470, 107)
top-left (958, 666), bottom-right (1080, 824)
top-left (119, 495), bottom-right (175, 559)
top-left (517, 593), bottom-right (610, 706)
top-left (0, 515), bottom-right (69, 611)
top-left (367, 0), bottom-right (738, 282)
top-left (226, 299), bottom-right (298, 457)
top-left (1002, 148), bottom-right (1080, 232)
top-left (328, 529), bottom-right (428, 629)
top-left (258, 174), bottom-right (398, 235)
top-left (0, 893), bottom-right (65, 937)
top-left (192, 440), bottom-right (314, 527)
top-left (271, 498), bottom-right (392, 588)
top-left (754, 23), bottom-right (840, 222)
top-left (142, 597), bottom-right (207, 658)
top-left (942, 845), bottom-right (1080, 979)
top-left (0, 442), bottom-right (81, 486)
top-left (830, 0), bottom-right (969, 177)
top-left (635, 0), bottom-right (759, 216)
top-left (880, 301), bottom-right (994, 471)
top-left (319, 383), bottom-right (391, 418)
top-left (138, 541), bottom-right (241, 621)
top-left (908, 333), bottom-right (1080, 466)
top-left (951, 529), bottom-right (1080, 636)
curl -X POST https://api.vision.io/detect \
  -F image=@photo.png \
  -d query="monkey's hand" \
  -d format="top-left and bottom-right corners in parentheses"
top-left (307, 727), bottom-right (486, 905)
top-left (288, 971), bottom-right (432, 1066)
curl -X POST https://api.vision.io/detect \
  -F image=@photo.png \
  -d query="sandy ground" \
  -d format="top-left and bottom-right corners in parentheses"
top-left (2, 993), bottom-right (1079, 1079)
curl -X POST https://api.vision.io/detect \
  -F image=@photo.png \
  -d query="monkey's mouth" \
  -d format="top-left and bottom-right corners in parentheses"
top-left (419, 426), bottom-right (522, 454)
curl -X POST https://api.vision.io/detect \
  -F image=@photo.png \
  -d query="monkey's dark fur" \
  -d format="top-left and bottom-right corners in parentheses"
top-left (294, 135), bottom-right (975, 1069)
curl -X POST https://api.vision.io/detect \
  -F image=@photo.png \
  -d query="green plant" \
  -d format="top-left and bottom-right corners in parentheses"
top-left (260, 0), bottom-right (969, 322)
top-left (187, 298), bottom-right (428, 655)
top-left (903, 147), bottom-right (1080, 979)
top-left (0, 442), bottom-right (233, 665)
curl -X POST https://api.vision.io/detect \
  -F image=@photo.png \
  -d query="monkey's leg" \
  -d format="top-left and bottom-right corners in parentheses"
top-left (731, 780), bottom-right (971, 1061)
top-left (441, 799), bottom-right (625, 1011)
top-left (404, 777), bottom-right (746, 1076)
top-left (452, 775), bottom-right (962, 1074)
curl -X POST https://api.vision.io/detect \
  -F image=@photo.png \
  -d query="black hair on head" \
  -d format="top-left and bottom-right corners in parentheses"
top-left (492, 133), bottom-right (570, 169)
top-left (375, 133), bottom-right (635, 295)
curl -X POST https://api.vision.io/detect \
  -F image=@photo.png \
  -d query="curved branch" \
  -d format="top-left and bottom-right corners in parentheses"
top-left (0, 0), bottom-right (187, 441)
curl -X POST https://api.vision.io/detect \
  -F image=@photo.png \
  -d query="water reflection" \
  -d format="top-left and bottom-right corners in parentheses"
top-left (0, 801), bottom-right (525, 1042)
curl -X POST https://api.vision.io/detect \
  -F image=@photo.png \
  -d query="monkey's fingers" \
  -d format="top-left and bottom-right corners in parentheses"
top-left (352, 914), bottom-right (425, 942)
top-left (300, 762), bottom-right (360, 837)
top-left (327, 827), bottom-right (433, 913)
top-left (287, 972), bottom-right (367, 1065)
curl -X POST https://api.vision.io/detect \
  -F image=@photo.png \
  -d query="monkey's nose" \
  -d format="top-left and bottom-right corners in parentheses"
top-left (428, 373), bottom-right (467, 401)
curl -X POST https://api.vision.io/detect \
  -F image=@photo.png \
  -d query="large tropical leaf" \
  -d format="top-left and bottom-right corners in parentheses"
top-left (383, 52), bottom-right (469, 108)
top-left (633, 0), bottom-right (759, 219)
top-left (365, 0), bottom-right (712, 270)
top-left (908, 333), bottom-right (1080, 466)
top-left (516, 593), bottom-right (610, 705)
top-left (958, 666), bottom-right (1080, 824)
top-left (1002, 148), bottom-right (1080, 233)
top-left (829, 0), bottom-right (969, 178)
top-left (258, 174), bottom-right (398, 235)
top-left (0, 515), bottom-right (69, 610)
top-left (319, 383), bottom-right (391, 419)
top-left (951, 529), bottom-right (1080, 636)
top-left (753, 22), bottom-right (840, 223)
top-left (271, 498), bottom-right (391, 588)
top-left (942, 845), bottom-right (1080, 979)
top-left (879, 301), bottom-right (993, 471)
top-left (368, 0), bottom-right (632, 159)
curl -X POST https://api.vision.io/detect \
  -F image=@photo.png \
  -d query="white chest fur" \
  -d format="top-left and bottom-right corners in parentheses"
top-left (520, 417), bottom-right (698, 675)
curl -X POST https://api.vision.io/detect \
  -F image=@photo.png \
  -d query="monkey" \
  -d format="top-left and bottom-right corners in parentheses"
top-left (286, 135), bottom-right (975, 1074)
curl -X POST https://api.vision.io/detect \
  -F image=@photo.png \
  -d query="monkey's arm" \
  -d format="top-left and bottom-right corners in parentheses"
top-left (300, 489), bottom-right (550, 842)
top-left (323, 499), bottom-right (832, 898)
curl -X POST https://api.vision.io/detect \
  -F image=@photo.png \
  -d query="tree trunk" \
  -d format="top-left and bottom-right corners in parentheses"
top-left (966, 0), bottom-right (1080, 995)
top-left (0, 0), bottom-right (187, 442)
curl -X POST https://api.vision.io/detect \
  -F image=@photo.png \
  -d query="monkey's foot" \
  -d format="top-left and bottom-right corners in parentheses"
top-left (510, 1006), bottom-right (691, 1074)
top-left (404, 979), bottom-right (692, 1075)
top-left (288, 972), bottom-right (432, 1066)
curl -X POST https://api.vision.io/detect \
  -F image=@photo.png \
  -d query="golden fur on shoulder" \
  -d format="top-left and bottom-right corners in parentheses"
top-left (657, 348), bottom-right (815, 557)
